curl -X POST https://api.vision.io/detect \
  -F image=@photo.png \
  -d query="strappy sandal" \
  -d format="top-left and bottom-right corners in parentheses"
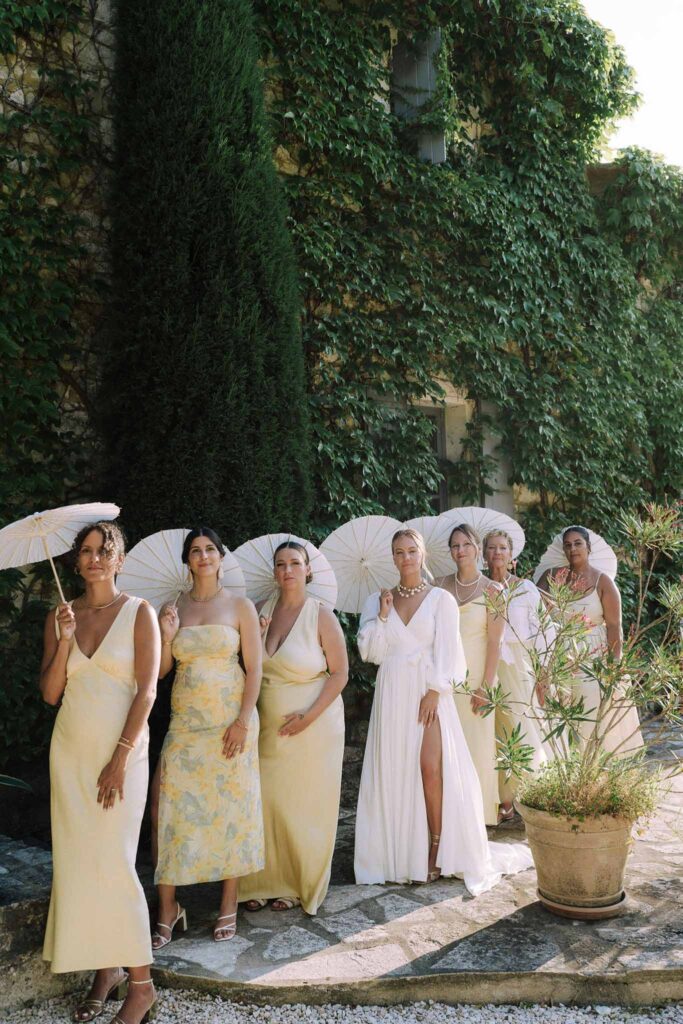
top-left (110, 977), bottom-right (157, 1024)
top-left (271, 896), bottom-right (301, 911)
top-left (244, 898), bottom-right (268, 912)
top-left (214, 910), bottom-right (237, 942)
top-left (425, 832), bottom-right (442, 884)
top-left (73, 971), bottom-right (128, 1022)
top-left (151, 901), bottom-right (187, 950)
top-left (497, 805), bottom-right (516, 824)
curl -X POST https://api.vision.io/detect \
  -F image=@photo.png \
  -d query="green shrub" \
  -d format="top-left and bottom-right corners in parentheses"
top-left (517, 752), bottom-right (660, 821)
top-left (103, 0), bottom-right (311, 546)
top-left (0, 0), bottom-right (99, 769)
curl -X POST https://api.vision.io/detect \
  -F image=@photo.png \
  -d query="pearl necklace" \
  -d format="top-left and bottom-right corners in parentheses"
top-left (454, 572), bottom-right (482, 593)
top-left (189, 585), bottom-right (223, 603)
top-left (397, 580), bottom-right (427, 598)
top-left (85, 591), bottom-right (124, 611)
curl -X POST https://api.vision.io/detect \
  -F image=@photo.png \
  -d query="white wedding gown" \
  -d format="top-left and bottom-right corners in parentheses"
top-left (354, 587), bottom-right (533, 896)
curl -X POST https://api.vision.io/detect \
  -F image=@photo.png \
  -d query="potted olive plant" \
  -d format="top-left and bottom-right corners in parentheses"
top-left (477, 504), bottom-right (683, 920)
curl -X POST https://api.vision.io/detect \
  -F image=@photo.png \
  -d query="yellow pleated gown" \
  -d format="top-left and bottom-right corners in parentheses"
top-left (455, 598), bottom-right (499, 826)
top-left (238, 596), bottom-right (345, 915)
top-left (43, 597), bottom-right (152, 973)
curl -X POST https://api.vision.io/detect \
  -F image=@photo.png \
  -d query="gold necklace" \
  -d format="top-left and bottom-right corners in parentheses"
top-left (85, 591), bottom-right (123, 611)
top-left (189, 585), bottom-right (223, 603)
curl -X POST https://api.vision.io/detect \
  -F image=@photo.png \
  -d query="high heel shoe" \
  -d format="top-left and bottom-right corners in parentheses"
top-left (73, 970), bottom-right (128, 1022)
top-left (151, 900), bottom-right (187, 950)
top-left (426, 832), bottom-right (442, 884)
top-left (213, 910), bottom-right (237, 942)
top-left (497, 805), bottom-right (516, 824)
top-left (110, 978), bottom-right (157, 1024)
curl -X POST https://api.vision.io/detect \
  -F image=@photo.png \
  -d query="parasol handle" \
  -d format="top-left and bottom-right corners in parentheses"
top-left (40, 535), bottom-right (67, 605)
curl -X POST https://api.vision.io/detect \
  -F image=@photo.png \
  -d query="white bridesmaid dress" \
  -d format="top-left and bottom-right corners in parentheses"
top-left (497, 578), bottom-right (552, 770)
top-left (354, 587), bottom-right (533, 896)
top-left (568, 577), bottom-right (644, 754)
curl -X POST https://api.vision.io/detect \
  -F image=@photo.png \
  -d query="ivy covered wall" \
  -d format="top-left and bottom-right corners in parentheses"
top-left (254, 0), bottom-right (683, 566)
top-left (0, 0), bottom-right (113, 767)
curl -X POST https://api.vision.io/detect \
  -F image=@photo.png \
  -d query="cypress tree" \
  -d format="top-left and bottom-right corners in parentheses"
top-left (103, 0), bottom-right (311, 547)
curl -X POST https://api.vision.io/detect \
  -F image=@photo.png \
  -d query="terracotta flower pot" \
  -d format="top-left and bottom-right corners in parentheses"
top-left (516, 802), bottom-right (634, 920)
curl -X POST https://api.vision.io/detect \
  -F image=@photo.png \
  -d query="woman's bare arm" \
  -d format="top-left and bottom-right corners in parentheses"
top-left (39, 606), bottom-right (73, 706)
top-left (600, 575), bottom-right (623, 659)
top-left (237, 597), bottom-right (262, 720)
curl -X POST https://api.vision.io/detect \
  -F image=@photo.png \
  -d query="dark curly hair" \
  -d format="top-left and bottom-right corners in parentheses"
top-left (70, 520), bottom-right (126, 568)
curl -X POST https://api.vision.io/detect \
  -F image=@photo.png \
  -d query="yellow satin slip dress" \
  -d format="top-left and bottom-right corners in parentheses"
top-left (238, 596), bottom-right (345, 914)
top-left (454, 597), bottom-right (499, 826)
top-left (43, 596), bottom-right (152, 973)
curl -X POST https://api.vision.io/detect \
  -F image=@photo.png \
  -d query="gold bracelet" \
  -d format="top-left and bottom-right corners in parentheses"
top-left (378, 615), bottom-right (388, 623)
top-left (162, 639), bottom-right (173, 646)
top-left (117, 736), bottom-right (134, 750)
top-left (235, 717), bottom-right (248, 730)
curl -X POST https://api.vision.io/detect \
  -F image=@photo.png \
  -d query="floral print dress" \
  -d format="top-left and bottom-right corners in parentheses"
top-left (155, 625), bottom-right (264, 885)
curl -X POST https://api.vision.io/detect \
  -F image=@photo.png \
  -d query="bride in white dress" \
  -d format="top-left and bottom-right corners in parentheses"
top-left (354, 528), bottom-right (533, 896)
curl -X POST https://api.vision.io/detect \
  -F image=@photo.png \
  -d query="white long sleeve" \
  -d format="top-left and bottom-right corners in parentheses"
top-left (502, 580), bottom-right (555, 661)
top-left (358, 592), bottom-right (391, 665)
top-left (430, 589), bottom-right (468, 693)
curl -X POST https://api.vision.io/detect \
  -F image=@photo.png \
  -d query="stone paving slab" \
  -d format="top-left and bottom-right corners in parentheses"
top-left (149, 721), bottom-right (683, 1005)
top-left (148, 775), bottom-right (683, 1006)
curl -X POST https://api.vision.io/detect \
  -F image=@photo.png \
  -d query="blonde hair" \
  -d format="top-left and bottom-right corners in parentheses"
top-left (448, 522), bottom-right (481, 551)
top-left (482, 529), bottom-right (514, 556)
top-left (391, 528), bottom-right (431, 579)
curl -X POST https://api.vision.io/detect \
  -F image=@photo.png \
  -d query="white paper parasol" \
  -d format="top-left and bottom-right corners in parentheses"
top-left (533, 526), bottom-right (618, 583)
top-left (0, 502), bottom-right (120, 602)
top-left (434, 506), bottom-right (526, 570)
top-left (320, 515), bottom-right (402, 613)
top-left (118, 529), bottom-right (246, 610)
top-left (234, 533), bottom-right (337, 608)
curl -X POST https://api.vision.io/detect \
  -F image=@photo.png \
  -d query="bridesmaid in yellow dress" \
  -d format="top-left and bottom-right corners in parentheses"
top-left (436, 523), bottom-right (505, 827)
top-left (483, 530), bottom-right (549, 817)
top-left (537, 526), bottom-right (643, 754)
top-left (153, 527), bottom-right (264, 945)
top-left (40, 522), bottom-right (159, 1024)
top-left (239, 540), bottom-right (348, 914)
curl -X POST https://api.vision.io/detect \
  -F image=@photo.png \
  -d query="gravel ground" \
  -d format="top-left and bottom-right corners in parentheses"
top-left (2, 993), bottom-right (683, 1024)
